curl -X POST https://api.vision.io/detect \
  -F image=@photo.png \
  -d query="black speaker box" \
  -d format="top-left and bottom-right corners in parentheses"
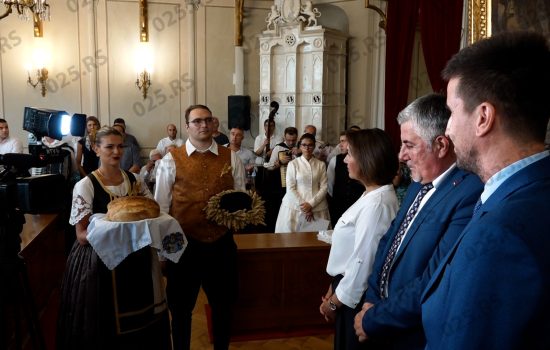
top-left (228, 95), bottom-right (251, 130)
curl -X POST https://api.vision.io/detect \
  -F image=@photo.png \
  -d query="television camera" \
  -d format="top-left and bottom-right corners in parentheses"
top-left (0, 107), bottom-right (86, 214)
top-left (1, 107), bottom-right (85, 349)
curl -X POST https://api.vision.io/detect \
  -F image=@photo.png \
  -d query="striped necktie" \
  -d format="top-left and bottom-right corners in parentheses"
top-left (379, 182), bottom-right (433, 298)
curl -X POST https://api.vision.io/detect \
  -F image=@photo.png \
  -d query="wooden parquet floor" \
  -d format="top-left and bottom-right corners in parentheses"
top-left (40, 286), bottom-right (333, 349)
top-left (191, 289), bottom-right (334, 350)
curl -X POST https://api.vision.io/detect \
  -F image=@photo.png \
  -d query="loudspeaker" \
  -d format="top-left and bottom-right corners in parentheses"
top-left (228, 95), bottom-right (251, 130)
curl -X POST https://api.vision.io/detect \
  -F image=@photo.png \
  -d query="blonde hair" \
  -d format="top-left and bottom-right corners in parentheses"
top-left (93, 126), bottom-right (123, 146)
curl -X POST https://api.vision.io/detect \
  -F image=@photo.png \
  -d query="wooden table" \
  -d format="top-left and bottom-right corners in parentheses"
top-left (20, 214), bottom-right (66, 312)
top-left (232, 232), bottom-right (333, 339)
top-left (2, 213), bottom-right (65, 350)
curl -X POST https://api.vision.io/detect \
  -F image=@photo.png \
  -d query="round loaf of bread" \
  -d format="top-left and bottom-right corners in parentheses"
top-left (106, 196), bottom-right (160, 222)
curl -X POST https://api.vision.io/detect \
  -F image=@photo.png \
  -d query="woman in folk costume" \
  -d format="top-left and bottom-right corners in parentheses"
top-left (57, 127), bottom-right (171, 350)
top-left (275, 133), bottom-right (330, 232)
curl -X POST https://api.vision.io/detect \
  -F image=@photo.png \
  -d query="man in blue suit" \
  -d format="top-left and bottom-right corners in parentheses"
top-left (353, 93), bottom-right (483, 349)
top-left (421, 32), bottom-right (550, 349)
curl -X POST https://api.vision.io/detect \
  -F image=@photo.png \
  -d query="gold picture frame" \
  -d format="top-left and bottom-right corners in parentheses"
top-left (469, 0), bottom-right (550, 44)
top-left (467, 0), bottom-right (491, 44)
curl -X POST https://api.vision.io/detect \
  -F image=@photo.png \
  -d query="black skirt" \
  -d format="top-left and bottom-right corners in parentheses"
top-left (56, 241), bottom-right (171, 350)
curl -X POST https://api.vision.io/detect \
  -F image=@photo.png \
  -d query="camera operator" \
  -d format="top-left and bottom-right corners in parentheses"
top-left (28, 134), bottom-right (82, 256)
top-left (29, 135), bottom-right (79, 184)
top-left (0, 118), bottom-right (23, 155)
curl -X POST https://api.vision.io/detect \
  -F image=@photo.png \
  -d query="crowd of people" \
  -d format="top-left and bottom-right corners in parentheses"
top-left (2, 31), bottom-right (550, 350)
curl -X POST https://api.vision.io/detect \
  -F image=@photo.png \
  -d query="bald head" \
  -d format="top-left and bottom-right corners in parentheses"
top-left (167, 124), bottom-right (177, 140)
top-left (304, 125), bottom-right (317, 136)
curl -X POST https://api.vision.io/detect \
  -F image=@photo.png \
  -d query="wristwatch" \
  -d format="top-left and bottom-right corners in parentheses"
top-left (328, 299), bottom-right (338, 311)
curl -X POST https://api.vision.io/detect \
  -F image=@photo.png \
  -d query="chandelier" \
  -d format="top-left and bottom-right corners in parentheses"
top-left (0, 0), bottom-right (50, 21)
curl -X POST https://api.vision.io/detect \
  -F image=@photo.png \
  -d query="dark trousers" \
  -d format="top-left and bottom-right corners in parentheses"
top-left (332, 275), bottom-right (386, 350)
top-left (332, 275), bottom-right (366, 350)
top-left (166, 233), bottom-right (238, 350)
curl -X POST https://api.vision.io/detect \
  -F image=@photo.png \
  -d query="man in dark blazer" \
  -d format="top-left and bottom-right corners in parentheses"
top-left (421, 32), bottom-right (550, 349)
top-left (353, 93), bottom-right (483, 349)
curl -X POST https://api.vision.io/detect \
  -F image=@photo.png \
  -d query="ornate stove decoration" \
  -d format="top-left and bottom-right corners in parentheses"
top-left (265, 0), bottom-right (321, 30)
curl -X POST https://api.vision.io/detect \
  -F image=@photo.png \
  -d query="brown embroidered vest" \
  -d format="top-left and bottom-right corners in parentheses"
top-left (170, 145), bottom-right (234, 242)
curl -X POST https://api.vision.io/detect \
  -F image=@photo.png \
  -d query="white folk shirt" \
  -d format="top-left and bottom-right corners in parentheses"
top-left (264, 143), bottom-right (296, 170)
top-left (254, 133), bottom-right (283, 165)
top-left (326, 184), bottom-right (398, 308)
top-left (154, 139), bottom-right (246, 214)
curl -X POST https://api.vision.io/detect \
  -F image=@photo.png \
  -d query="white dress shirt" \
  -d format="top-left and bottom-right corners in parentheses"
top-left (156, 136), bottom-right (184, 155)
top-left (223, 143), bottom-right (257, 166)
top-left (0, 136), bottom-right (23, 154)
top-left (154, 139), bottom-right (246, 213)
top-left (326, 156), bottom-right (337, 196)
top-left (326, 184), bottom-right (398, 308)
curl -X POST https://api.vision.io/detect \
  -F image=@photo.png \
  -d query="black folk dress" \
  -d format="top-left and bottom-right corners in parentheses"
top-left (56, 170), bottom-right (171, 350)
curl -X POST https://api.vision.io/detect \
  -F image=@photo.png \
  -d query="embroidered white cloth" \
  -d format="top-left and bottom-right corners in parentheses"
top-left (317, 230), bottom-right (333, 244)
top-left (87, 212), bottom-right (187, 270)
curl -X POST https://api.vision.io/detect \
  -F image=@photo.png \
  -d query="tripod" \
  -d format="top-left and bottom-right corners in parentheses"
top-left (0, 209), bottom-right (46, 350)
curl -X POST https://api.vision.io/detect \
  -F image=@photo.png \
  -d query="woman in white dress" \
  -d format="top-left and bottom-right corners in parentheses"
top-left (319, 128), bottom-right (399, 350)
top-left (275, 133), bottom-right (330, 232)
top-left (57, 127), bottom-right (171, 349)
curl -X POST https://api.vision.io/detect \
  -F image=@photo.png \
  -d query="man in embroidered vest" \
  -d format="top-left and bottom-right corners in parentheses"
top-left (155, 104), bottom-right (246, 350)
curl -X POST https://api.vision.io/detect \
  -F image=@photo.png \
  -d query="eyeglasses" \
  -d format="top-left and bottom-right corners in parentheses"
top-left (300, 143), bottom-right (315, 148)
top-left (188, 117), bottom-right (214, 126)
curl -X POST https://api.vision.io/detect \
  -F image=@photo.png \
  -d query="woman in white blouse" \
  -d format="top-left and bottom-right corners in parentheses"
top-left (319, 128), bottom-right (399, 350)
top-left (275, 133), bottom-right (330, 232)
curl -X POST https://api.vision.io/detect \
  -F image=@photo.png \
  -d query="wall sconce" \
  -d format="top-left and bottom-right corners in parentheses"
top-left (135, 42), bottom-right (153, 99)
top-left (28, 68), bottom-right (48, 97)
top-left (26, 43), bottom-right (50, 97)
top-left (136, 69), bottom-right (151, 99)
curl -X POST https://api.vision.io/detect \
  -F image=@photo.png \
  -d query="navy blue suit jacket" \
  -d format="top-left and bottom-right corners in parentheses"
top-left (363, 166), bottom-right (483, 349)
top-left (422, 155), bottom-right (550, 349)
